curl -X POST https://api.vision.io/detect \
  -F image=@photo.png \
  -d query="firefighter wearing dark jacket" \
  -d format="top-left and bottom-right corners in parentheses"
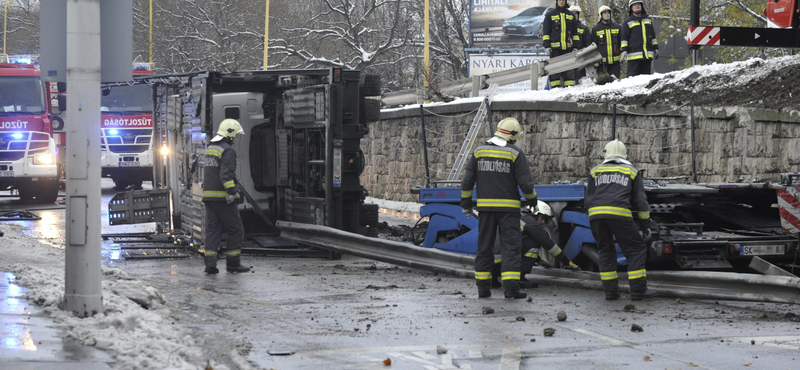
top-left (461, 117), bottom-right (537, 299)
top-left (202, 119), bottom-right (251, 274)
top-left (586, 140), bottom-right (657, 301)
top-left (569, 5), bottom-right (592, 82)
top-left (592, 5), bottom-right (623, 79)
top-left (491, 201), bottom-right (571, 289)
top-left (542, 0), bottom-right (580, 88)
top-left (621, 0), bottom-right (659, 77)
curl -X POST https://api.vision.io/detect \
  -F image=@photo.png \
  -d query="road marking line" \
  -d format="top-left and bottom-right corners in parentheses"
top-left (724, 336), bottom-right (800, 351)
top-left (499, 346), bottom-right (521, 370)
top-left (571, 328), bottom-right (633, 346)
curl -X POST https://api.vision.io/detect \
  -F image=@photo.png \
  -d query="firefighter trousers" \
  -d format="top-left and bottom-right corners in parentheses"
top-left (475, 211), bottom-right (522, 284)
top-left (204, 201), bottom-right (244, 260)
top-left (599, 63), bottom-right (621, 80)
top-left (549, 48), bottom-right (575, 88)
top-left (589, 218), bottom-right (648, 291)
top-left (626, 59), bottom-right (652, 77)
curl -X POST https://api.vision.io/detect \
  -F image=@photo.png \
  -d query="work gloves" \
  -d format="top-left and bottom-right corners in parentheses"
top-left (226, 194), bottom-right (236, 204)
top-left (641, 227), bottom-right (652, 242)
top-left (461, 198), bottom-right (473, 218)
top-left (653, 49), bottom-right (659, 59)
top-left (555, 252), bottom-right (569, 266)
top-left (527, 198), bottom-right (538, 210)
top-left (620, 52), bottom-right (627, 62)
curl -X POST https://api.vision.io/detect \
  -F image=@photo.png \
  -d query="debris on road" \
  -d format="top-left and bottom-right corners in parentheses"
top-left (436, 345), bottom-right (448, 354)
top-left (557, 310), bottom-right (567, 321)
top-left (383, 357), bottom-right (392, 366)
top-left (516, 316), bottom-right (525, 322)
top-left (624, 304), bottom-right (636, 312)
top-left (482, 307), bottom-right (494, 315)
top-left (543, 328), bottom-right (556, 337)
top-left (631, 324), bottom-right (644, 332)
top-left (268, 350), bottom-right (295, 356)
top-left (643, 356), bottom-right (651, 362)
top-left (366, 284), bottom-right (399, 290)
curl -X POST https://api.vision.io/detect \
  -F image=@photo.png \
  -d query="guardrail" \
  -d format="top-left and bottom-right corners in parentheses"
top-left (278, 221), bottom-right (800, 304)
top-left (382, 44), bottom-right (603, 107)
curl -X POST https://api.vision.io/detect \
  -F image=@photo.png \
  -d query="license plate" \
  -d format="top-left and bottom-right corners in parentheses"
top-left (507, 27), bottom-right (518, 31)
top-left (741, 245), bottom-right (785, 256)
top-left (0, 171), bottom-right (13, 177)
top-left (119, 161), bottom-right (140, 167)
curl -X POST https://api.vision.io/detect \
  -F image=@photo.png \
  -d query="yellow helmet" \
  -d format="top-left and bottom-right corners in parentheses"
top-left (495, 117), bottom-right (522, 142)
top-left (212, 119), bottom-right (245, 141)
top-left (598, 5), bottom-right (612, 20)
top-left (603, 139), bottom-right (627, 160)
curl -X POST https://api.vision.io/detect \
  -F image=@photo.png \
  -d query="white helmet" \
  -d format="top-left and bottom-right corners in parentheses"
top-left (603, 139), bottom-right (628, 160)
top-left (534, 200), bottom-right (554, 218)
top-left (568, 5), bottom-right (581, 14)
top-left (598, 5), bottom-right (612, 20)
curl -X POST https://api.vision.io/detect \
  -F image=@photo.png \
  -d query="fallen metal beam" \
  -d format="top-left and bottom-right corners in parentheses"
top-left (749, 256), bottom-right (797, 278)
top-left (278, 221), bottom-right (800, 304)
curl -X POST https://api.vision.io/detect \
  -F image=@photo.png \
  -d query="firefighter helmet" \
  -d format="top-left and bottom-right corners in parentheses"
top-left (603, 139), bottom-right (628, 160)
top-left (598, 5), bottom-right (612, 20)
top-left (495, 117), bottom-right (522, 142)
top-left (534, 200), bottom-right (554, 219)
top-left (212, 119), bottom-right (245, 142)
top-left (568, 5), bottom-right (581, 15)
top-left (628, 0), bottom-right (645, 13)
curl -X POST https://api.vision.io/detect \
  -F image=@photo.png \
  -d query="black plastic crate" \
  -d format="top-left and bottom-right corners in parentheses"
top-left (109, 189), bottom-right (170, 225)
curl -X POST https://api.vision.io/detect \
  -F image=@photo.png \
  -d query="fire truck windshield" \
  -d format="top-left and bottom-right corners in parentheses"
top-left (0, 76), bottom-right (46, 114)
top-left (101, 84), bottom-right (153, 114)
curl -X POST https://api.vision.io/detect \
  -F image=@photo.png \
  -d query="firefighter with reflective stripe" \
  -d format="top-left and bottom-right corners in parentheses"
top-left (586, 140), bottom-right (657, 301)
top-left (620, 0), bottom-right (659, 77)
top-left (461, 117), bottom-right (537, 299)
top-left (542, 0), bottom-right (580, 88)
top-left (568, 5), bottom-right (592, 82)
top-left (202, 119), bottom-right (250, 274)
top-left (591, 5), bottom-right (623, 79)
top-left (491, 201), bottom-right (572, 289)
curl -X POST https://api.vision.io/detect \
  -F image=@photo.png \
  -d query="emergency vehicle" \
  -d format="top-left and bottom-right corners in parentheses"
top-left (100, 66), bottom-right (155, 190)
top-left (0, 55), bottom-right (60, 203)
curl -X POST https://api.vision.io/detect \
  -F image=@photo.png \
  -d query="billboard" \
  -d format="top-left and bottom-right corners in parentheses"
top-left (468, 54), bottom-right (548, 95)
top-left (470, 0), bottom-right (552, 49)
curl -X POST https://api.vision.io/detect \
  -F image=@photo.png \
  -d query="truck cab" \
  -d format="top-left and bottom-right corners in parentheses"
top-left (0, 56), bottom-right (59, 203)
top-left (100, 68), bottom-right (155, 190)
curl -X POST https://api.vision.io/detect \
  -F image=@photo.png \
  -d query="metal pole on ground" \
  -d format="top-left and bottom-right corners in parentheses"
top-left (419, 105), bottom-right (431, 188)
top-left (64, 0), bottom-right (103, 317)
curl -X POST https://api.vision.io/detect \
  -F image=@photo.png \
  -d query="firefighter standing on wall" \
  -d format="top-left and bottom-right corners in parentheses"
top-left (621, 0), bottom-right (659, 77)
top-left (491, 201), bottom-right (572, 289)
top-left (542, 0), bottom-right (580, 88)
top-left (202, 119), bottom-right (251, 274)
top-left (586, 140), bottom-right (657, 301)
top-left (592, 5), bottom-right (623, 79)
top-left (569, 5), bottom-right (592, 82)
top-left (461, 117), bottom-right (537, 299)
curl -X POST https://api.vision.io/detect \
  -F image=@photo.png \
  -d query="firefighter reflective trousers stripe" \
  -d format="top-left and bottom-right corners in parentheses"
top-left (590, 218), bottom-right (647, 284)
top-left (549, 48), bottom-right (575, 88)
top-left (475, 211), bottom-right (521, 282)
top-left (204, 201), bottom-right (244, 256)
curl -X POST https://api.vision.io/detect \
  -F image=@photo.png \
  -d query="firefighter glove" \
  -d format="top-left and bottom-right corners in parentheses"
top-left (460, 198), bottom-right (473, 216)
top-left (654, 49), bottom-right (660, 60)
top-left (621, 52), bottom-right (627, 62)
top-left (226, 194), bottom-right (236, 204)
top-left (641, 227), bottom-right (652, 242)
top-left (556, 252), bottom-right (569, 266)
top-left (527, 198), bottom-right (538, 210)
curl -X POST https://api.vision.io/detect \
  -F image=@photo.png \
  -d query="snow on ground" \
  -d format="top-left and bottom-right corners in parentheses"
top-left (384, 55), bottom-right (800, 112)
top-left (0, 224), bottom-right (245, 370)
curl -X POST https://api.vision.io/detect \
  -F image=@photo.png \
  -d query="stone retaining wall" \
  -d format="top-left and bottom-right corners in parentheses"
top-left (362, 101), bottom-right (800, 202)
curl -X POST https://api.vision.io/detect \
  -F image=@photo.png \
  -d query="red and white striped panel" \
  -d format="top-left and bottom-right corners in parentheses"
top-left (687, 26), bottom-right (721, 45)
top-left (777, 185), bottom-right (800, 235)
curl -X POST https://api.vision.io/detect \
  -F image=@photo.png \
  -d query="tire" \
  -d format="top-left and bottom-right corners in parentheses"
top-left (17, 184), bottom-right (33, 201)
top-left (363, 98), bottom-right (381, 122)
top-left (361, 74), bottom-right (381, 97)
top-left (34, 179), bottom-right (59, 204)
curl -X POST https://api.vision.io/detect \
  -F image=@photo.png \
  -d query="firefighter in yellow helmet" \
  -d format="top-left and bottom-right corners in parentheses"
top-left (202, 119), bottom-right (250, 274)
top-left (592, 5), bottom-right (623, 79)
top-left (586, 140), bottom-right (656, 301)
top-left (461, 117), bottom-right (537, 299)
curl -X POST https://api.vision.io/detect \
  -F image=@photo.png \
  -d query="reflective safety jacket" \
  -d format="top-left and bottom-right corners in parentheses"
top-left (585, 159), bottom-right (650, 227)
top-left (202, 139), bottom-right (240, 202)
top-left (620, 13), bottom-right (658, 61)
top-left (592, 21), bottom-right (622, 65)
top-left (575, 21), bottom-right (592, 49)
top-left (461, 142), bottom-right (536, 212)
top-left (542, 6), bottom-right (580, 51)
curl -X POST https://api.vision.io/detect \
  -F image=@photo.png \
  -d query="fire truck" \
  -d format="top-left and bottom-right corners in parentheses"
top-left (100, 67), bottom-right (155, 190)
top-left (0, 55), bottom-right (60, 203)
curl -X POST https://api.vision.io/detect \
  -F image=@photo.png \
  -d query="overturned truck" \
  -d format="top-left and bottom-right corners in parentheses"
top-left (120, 68), bottom-right (381, 248)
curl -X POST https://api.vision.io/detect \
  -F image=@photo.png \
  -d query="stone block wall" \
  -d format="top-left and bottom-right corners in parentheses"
top-left (363, 101), bottom-right (800, 202)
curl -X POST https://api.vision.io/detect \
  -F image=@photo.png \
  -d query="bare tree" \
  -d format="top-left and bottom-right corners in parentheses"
top-left (3, 0), bottom-right (39, 55)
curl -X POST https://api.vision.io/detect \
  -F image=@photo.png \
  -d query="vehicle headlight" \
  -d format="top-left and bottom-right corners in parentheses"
top-left (159, 146), bottom-right (169, 156)
top-left (34, 153), bottom-right (55, 165)
top-left (503, 21), bottom-right (510, 27)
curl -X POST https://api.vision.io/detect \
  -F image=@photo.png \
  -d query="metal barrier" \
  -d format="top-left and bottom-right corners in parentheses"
top-left (278, 221), bottom-right (800, 304)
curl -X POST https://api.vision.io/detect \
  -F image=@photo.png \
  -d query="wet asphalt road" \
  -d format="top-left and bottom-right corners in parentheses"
top-left (2, 181), bottom-right (800, 369)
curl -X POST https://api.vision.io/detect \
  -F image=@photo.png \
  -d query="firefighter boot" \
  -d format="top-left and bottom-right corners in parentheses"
top-left (519, 273), bottom-right (539, 289)
top-left (226, 250), bottom-right (251, 273)
top-left (477, 280), bottom-right (492, 298)
top-left (504, 280), bottom-right (527, 299)
top-left (629, 279), bottom-right (658, 301)
top-left (602, 280), bottom-right (620, 301)
top-left (204, 255), bottom-right (219, 274)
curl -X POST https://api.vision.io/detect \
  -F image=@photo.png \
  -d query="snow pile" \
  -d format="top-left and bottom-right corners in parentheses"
top-left (0, 224), bottom-right (236, 370)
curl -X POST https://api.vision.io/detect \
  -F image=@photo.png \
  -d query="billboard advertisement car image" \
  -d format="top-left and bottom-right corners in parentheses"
top-left (470, 0), bottom-right (550, 49)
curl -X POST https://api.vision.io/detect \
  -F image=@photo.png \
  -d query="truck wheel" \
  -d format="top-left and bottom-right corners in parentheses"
top-left (34, 179), bottom-right (59, 204)
top-left (17, 184), bottom-right (33, 201)
top-left (363, 98), bottom-right (381, 122)
top-left (361, 74), bottom-right (382, 97)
